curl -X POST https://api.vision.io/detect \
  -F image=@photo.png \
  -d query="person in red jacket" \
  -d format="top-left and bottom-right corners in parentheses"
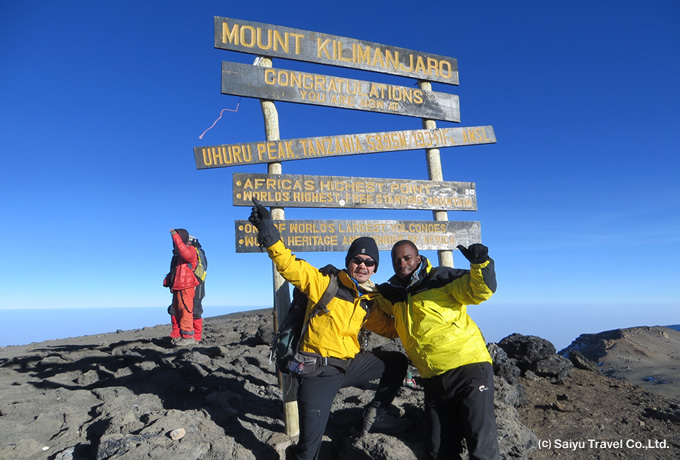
top-left (163, 228), bottom-right (199, 346)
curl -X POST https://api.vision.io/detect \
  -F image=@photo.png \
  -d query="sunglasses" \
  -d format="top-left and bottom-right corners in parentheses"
top-left (350, 257), bottom-right (376, 267)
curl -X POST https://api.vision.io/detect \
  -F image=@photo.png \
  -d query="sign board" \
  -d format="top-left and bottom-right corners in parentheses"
top-left (235, 219), bottom-right (481, 252)
top-left (195, 126), bottom-right (495, 169)
top-left (233, 173), bottom-right (477, 211)
top-left (215, 17), bottom-right (458, 85)
top-left (221, 62), bottom-right (460, 121)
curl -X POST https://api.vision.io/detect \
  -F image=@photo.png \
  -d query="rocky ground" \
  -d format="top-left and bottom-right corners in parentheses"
top-left (0, 310), bottom-right (678, 459)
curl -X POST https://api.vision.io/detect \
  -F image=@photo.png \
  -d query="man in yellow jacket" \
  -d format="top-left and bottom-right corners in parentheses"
top-left (377, 240), bottom-right (499, 460)
top-left (249, 201), bottom-right (408, 460)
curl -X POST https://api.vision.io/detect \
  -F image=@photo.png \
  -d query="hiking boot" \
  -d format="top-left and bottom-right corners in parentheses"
top-left (362, 406), bottom-right (409, 434)
top-left (174, 337), bottom-right (196, 347)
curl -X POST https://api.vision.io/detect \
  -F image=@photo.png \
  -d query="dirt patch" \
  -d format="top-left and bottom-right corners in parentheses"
top-left (518, 368), bottom-right (680, 459)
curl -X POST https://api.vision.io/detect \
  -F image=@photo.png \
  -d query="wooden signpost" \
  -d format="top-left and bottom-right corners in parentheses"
top-left (214, 17), bottom-right (459, 85)
top-left (232, 173), bottom-right (477, 211)
top-left (235, 219), bottom-right (481, 252)
top-left (198, 16), bottom-right (496, 438)
top-left (194, 125), bottom-right (495, 169)
top-left (221, 61), bottom-right (460, 121)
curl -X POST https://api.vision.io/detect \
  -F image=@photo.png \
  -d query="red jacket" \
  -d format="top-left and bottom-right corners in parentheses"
top-left (164, 232), bottom-right (199, 291)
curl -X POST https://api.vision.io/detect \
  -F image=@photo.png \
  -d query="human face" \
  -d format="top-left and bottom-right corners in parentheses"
top-left (392, 243), bottom-right (421, 280)
top-left (347, 255), bottom-right (376, 284)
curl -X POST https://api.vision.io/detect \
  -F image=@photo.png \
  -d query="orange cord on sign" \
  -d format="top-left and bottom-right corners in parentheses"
top-left (198, 99), bottom-right (241, 139)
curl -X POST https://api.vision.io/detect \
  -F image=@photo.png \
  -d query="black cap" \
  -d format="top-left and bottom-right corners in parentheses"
top-left (345, 237), bottom-right (379, 272)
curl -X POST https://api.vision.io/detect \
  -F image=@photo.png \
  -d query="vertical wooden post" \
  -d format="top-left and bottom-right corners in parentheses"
top-left (258, 57), bottom-right (299, 437)
top-left (419, 80), bottom-right (454, 268)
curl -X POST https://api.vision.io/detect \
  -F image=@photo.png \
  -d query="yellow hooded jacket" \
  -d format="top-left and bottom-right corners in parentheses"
top-left (267, 240), bottom-right (397, 360)
top-left (376, 256), bottom-right (496, 378)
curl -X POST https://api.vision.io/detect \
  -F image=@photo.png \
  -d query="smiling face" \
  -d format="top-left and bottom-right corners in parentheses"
top-left (391, 242), bottom-right (421, 280)
top-left (347, 255), bottom-right (376, 284)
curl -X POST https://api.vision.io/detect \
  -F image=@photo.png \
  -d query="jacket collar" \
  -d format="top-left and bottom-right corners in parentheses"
top-left (338, 269), bottom-right (378, 295)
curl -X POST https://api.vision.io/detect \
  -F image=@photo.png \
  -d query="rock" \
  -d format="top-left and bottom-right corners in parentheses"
top-left (563, 349), bottom-right (599, 372)
top-left (533, 354), bottom-right (573, 383)
top-left (169, 428), bottom-right (185, 440)
top-left (499, 333), bottom-right (556, 362)
top-left (498, 334), bottom-right (573, 383)
top-left (489, 342), bottom-right (521, 384)
top-left (343, 432), bottom-right (422, 460)
top-left (494, 375), bottom-right (528, 408)
top-left (54, 446), bottom-right (75, 460)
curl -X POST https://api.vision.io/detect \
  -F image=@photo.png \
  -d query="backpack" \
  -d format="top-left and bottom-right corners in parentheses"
top-left (270, 273), bottom-right (339, 376)
top-left (191, 246), bottom-right (207, 284)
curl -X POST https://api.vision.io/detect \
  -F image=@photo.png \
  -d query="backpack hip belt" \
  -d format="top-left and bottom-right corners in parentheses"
top-left (317, 356), bottom-right (352, 372)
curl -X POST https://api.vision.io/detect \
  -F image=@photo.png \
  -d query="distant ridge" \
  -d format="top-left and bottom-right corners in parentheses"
top-left (561, 325), bottom-right (680, 400)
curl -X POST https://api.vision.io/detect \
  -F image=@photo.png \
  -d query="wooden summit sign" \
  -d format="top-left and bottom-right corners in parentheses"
top-left (235, 219), bottom-right (481, 253)
top-left (221, 62), bottom-right (460, 121)
top-left (232, 173), bottom-right (477, 211)
top-left (195, 126), bottom-right (495, 169)
top-left (215, 17), bottom-right (458, 85)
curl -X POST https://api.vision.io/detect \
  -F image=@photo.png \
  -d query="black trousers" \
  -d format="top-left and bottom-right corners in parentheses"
top-left (422, 362), bottom-right (499, 460)
top-left (294, 350), bottom-right (408, 460)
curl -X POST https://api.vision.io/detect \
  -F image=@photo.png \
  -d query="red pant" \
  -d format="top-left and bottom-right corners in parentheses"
top-left (172, 288), bottom-right (195, 338)
top-left (170, 316), bottom-right (203, 341)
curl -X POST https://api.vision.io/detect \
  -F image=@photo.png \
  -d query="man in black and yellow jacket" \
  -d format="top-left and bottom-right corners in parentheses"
top-left (249, 200), bottom-right (408, 460)
top-left (377, 239), bottom-right (499, 460)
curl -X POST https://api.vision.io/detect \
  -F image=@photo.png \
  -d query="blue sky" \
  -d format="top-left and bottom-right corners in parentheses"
top-left (2, 1), bottom-right (678, 350)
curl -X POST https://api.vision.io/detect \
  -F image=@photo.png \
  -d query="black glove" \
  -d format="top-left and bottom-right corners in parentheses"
top-left (318, 264), bottom-right (339, 276)
top-left (248, 199), bottom-right (271, 227)
top-left (457, 244), bottom-right (489, 264)
top-left (249, 199), bottom-right (280, 248)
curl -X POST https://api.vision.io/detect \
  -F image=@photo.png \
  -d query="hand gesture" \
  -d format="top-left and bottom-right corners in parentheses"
top-left (248, 199), bottom-right (280, 248)
top-left (248, 199), bottom-right (272, 229)
top-left (457, 244), bottom-right (489, 264)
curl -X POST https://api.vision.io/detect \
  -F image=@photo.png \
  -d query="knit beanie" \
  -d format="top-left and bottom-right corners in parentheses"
top-left (345, 237), bottom-right (379, 272)
top-left (175, 228), bottom-right (190, 245)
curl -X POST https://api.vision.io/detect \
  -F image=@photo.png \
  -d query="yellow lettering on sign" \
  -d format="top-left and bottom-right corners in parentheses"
top-left (462, 127), bottom-right (489, 144)
top-left (317, 38), bottom-right (331, 59)
top-left (355, 44), bottom-right (371, 65)
top-left (384, 50), bottom-right (399, 71)
top-left (414, 57), bottom-right (426, 74)
top-left (427, 57), bottom-right (439, 78)
top-left (407, 223), bottom-right (447, 233)
top-left (242, 236), bottom-right (259, 247)
top-left (221, 21), bottom-right (303, 54)
top-left (400, 55), bottom-right (413, 72)
top-left (200, 145), bottom-right (252, 166)
top-left (336, 41), bottom-right (353, 63)
top-left (223, 21), bottom-right (455, 82)
top-left (371, 48), bottom-right (385, 67)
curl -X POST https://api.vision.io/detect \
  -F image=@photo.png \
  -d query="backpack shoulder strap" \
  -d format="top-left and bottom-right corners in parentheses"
top-left (296, 273), bottom-right (339, 353)
top-left (309, 272), bottom-right (339, 319)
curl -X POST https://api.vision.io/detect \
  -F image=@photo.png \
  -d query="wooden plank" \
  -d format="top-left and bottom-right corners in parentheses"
top-left (214, 17), bottom-right (458, 85)
top-left (232, 173), bottom-right (477, 211)
top-left (221, 61), bottom-right (460, 121)
top-left (194, 125), bottom-right (495, 169)
top-left (235, 219), bottom-right (481, 252)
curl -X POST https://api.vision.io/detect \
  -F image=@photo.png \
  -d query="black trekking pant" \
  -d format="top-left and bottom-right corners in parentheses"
top-left (422, 362), bottom-right (499, 460)
top-left (294, 350), bottom-right (408, 460)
